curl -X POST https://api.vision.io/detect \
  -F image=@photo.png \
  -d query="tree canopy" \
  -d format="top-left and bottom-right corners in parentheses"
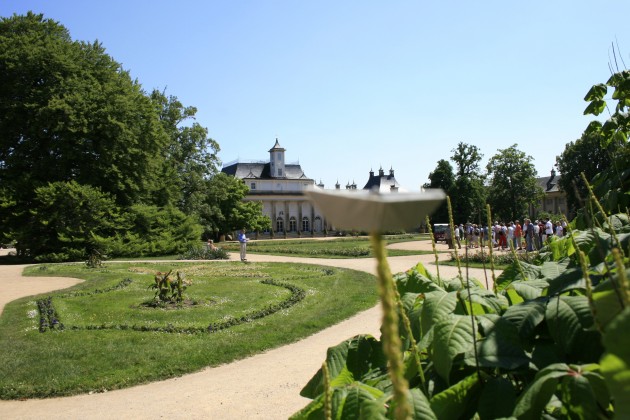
top-left (486, 144), bottom-right (542, 222)
top-left (556, 131), bottom-right (613, 216)
top-left (423, 159), bottom-right (454, 222)
top-left (449, 142), bottom-right (486, 224)
top-left (202, 173), bottom-right (271, 239)
top-left (0, 13), bottom-right (219, 259)
top-left (573, 68), bottom-right (630, 226)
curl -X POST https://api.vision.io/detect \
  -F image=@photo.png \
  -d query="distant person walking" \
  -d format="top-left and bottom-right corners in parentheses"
top-left (238, 229), bottom-right (249, 262)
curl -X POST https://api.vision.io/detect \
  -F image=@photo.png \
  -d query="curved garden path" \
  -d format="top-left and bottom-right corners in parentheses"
top-left (0, 242), bottom-right (497, 419)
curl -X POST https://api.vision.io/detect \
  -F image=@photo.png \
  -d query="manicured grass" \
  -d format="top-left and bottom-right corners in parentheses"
top-left (0, 261), bottom-right (378, 399)
top-left (220, 234), bottom-right (437, 258)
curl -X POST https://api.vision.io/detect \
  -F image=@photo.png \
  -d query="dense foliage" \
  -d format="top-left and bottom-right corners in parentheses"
top-left (202, 172), bottom-right (271, 238)
top-left (450, 142), bottom-right (487, 224)
top-left (0, 13), bottom-right (229, 260)
top-left (293, 214), bottom-right (629, 419)
top-left (423, 159), bottom-right (455, 223)
top-left (486, 144), bottom-right (543, 222)
top-left (556, 132), bottom-right (614, 216)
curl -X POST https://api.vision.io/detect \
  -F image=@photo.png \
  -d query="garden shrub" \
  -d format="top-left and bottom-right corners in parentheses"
top-left (179, 244), bottom-right (230, 260)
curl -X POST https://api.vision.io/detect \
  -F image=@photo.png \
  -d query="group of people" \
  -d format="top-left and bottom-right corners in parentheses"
top-left (447, 218), bottom-right (567, 252)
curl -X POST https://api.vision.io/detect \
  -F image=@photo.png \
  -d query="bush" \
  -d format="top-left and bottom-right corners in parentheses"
top-left (449, 249), bottom-right (538, 266)
top-left (179, 244), bottom-right (230, 260)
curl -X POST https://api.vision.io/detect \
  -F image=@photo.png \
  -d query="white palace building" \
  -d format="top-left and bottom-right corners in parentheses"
top-left (221, 139), bottom-right (405, 236)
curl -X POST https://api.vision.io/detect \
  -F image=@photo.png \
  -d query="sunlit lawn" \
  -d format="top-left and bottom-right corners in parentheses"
top-left (0, 261), bottom-right (377, 399)
top-left (220, 234), bottom-right (438, 258)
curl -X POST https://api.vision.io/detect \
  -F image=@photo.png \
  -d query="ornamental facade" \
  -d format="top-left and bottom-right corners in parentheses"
top-left (221, 139), bottom-right (407, 236)
top-left (221, 139), bottom-right (330, 235)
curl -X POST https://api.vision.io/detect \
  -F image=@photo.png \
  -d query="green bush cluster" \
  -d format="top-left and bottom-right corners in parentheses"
top-left (178, 244), bottom-right (230, 260)
top-left (449, 249), bottom-right (538, 266)
top-left (294, 213), bottom-right (630, 418)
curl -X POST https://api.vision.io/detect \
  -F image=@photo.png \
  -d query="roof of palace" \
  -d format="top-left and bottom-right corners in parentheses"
top-left (536, 169), bottom-right (562, 193)
top-left (361, 167), bottom-right (406, 192)
top-left (221, 161), bottom-right (312, 181)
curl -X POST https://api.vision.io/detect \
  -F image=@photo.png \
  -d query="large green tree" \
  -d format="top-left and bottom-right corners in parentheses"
top-left (0, 13), bottom-right (214, 259)
top-left (486, 144), bottom-right (542, 221)
top-left (450, 142), bottom-right (486, 223)
top-left (202, 173), bottom-right (271, 240)
top-left (423, 159), bottom-right (455, 223)
top-left (150, 90), bottom-right (220, 214)
top-left (0, 12), bottom-right (169, 207)
top-left (555, 131), bottom-right (614, 216)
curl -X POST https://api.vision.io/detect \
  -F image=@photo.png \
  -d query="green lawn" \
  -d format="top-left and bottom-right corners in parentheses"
top-left (220, 234), bottom-right (437, 258)
top-left (0, 261), bottom-right (377, 399)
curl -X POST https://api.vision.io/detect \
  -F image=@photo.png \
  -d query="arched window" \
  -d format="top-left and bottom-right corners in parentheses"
top-left (314, 216), bottom-right (322, 232)
top-left (276, 217), bottom-right (284, 233)
top-left (289, 216), bottom-right (297, 232)
top-left (302, 217), bottom-right (310, 232)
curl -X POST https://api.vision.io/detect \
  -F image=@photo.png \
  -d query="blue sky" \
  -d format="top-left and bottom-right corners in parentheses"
top-left (2, 1), bottom-right (629, 191)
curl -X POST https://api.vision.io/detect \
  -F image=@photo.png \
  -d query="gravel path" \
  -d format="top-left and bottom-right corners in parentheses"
top-left (0, 242), bottom-right (498, 419)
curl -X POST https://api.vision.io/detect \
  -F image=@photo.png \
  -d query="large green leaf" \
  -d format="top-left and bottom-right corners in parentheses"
top-left (462, 287), bottom-right (507, 315)
top-left (400, 292), bottom-right (424, 346)
top-left (420, 291), bottom-right (458, 337)
top-left (546, 266), bottom-right (586, 296)
top-left (584, 99), bottom-right (606, 116)
top-left (560, 374), bottom-right (600, 419)
top-left (540, 259), bottom-right (571, 282)
top-left (512, 363), bottom-right (569, 419)
top-left (335, 385), bottom-right (384, 419)
top-left (507, 279), bottom-right (549, 301)
top-left (545, 296), bottom-right (603, 362)
top-left (582, 367), bottom-right (612, 415)
top-left (592, 278), bottom-right (626, 329)
top-left (464, 317), bottom-right (529, 370)
top-left (602, 213), bottom-right (630, 232)
top-left (584, 83), bottom-right (607, 101)
top-left (291, 382), bottom-right (386, 420)
top-left (477, 377), bottom-right (517, 420)
top-left (395, 266), bottom-right (442, 296)
top-left (502, 299), bottom-right (547, 342)
top-left (300, 335), bottom-right (387, 398)
top-left (600, 307), bottom-right (630, 419)
top-left (495, 262), bottom-right (541, 293)
top-left (547, 236), bottom-right (576, 261)
top-left (404, 388), bottom-right (438, 420)
top-left (430, 373), bottom-right (481, 419)
top-left (432, 315), bottom-right (475, 384)
top-left (513, 363), bottom-right (609, 420)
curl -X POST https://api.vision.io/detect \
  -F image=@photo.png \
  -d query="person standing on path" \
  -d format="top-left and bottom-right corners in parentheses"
top-left (238, 229), bottom-right (248, 261)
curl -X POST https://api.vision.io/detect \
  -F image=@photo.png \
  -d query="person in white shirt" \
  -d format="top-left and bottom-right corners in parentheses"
top-left (543, 218), bottom-right (553, 242)
top-left (555, 221), bottom-right (564, 238)
top-left (507, 222), bottom-right (516, 250)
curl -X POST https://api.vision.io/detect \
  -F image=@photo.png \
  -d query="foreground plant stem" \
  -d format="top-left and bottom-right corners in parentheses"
top-left (426, 215), bottom-right (442, 285)
top-left (371, 232), bottom-right (411, 420)
top-left (323, 362), bottom-right (332, 420)
top-left (485, 205), bottom-right (497, 293)
top-left (447, 197), bottom-right (463, 283)
top-left (394, 288), bottom-right (428, 396)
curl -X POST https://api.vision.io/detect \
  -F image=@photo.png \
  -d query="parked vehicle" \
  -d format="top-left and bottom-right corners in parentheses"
top-left (433, 223), bottom-right (449, 243)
